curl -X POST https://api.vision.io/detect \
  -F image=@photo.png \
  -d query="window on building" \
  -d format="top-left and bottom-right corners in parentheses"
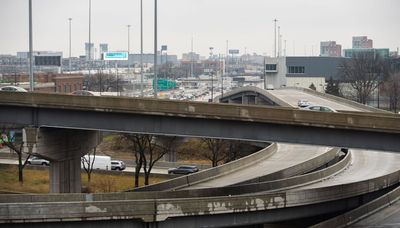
top-left (288, 66), bottom-right (305, 74)
top-left (265, 64), bottom-right (277, 71)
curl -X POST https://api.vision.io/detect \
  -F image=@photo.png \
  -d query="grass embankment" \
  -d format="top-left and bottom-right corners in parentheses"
top-left (0, 165), bottom-right (168, 194)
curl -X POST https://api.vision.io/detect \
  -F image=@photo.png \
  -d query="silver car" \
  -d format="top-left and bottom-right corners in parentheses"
top-left (305, 105), bottom-right (337, 113)
top-left (27, 156), bottom-right (50, 166)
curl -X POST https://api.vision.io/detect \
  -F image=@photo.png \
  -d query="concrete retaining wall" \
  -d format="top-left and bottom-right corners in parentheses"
top-left (134, 143), bottom-right (277, 191)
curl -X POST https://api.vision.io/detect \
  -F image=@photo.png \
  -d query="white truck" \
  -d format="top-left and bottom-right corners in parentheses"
top-left (81, 155), bottom-right (112, 170)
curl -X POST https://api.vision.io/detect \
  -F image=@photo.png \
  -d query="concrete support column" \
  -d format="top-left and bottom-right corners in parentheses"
top-left (242, 95), bottom-right (249, 105)
top-left (163, 146), bottom-right (177, 162)
top-left (50, 157), bottom-right (81, 193)
top-left (255, 96), bottom-right (260, 105)
top-left (36, 128), bottom-right (100, 193)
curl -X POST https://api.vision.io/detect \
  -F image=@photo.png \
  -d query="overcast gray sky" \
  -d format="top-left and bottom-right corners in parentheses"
top-left (0, 0), bottom-right (399, 58)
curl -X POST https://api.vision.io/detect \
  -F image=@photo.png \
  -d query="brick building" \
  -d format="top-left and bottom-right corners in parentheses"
top-left (1, 73), bottom-right (84, 93)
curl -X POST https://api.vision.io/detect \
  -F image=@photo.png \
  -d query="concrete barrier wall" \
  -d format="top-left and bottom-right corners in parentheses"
top-left (135, 143), bottom-right (276, 191)
top-left (2, 167), bottom-right (400, 224)
top-left (2, 92), bottom-right (399, 135)
top-left (311, 184), bottom-right (400, 228)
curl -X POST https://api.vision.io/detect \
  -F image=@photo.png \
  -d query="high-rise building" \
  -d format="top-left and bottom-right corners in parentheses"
top-left (320, 41), bottom-right (342, 57)
top-left (85, 43), bottom-right (94, 60)
top-left (99, 43), bottom-right (108, 59)
top-left (352, 36), bottom-right (373, 49)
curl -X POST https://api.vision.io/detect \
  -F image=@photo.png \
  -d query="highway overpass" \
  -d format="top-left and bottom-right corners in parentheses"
top-left (0, 89), bottom-right (400, 227)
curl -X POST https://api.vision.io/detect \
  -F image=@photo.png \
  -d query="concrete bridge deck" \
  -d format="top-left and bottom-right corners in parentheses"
top-left (182, 143), bottom-right (332, 189)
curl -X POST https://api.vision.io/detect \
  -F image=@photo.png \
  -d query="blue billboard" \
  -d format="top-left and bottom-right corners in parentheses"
top-left (103, 52), bottom-right (129, 61)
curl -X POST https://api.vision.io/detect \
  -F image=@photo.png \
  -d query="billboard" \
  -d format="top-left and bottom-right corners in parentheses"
top-left (34, 55), bottom-right (61, 66)
top-left (103, 52), bottom-right (129, 61)
top-left (229, 49), bottom-right (240, 55)
top-left (161, 45), bottom-right (168, 51)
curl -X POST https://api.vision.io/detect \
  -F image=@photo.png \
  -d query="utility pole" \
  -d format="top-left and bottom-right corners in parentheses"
top-left (140, 0), bottom-right (144, 97)
top-left (68, 18), bottom-right (72, 74)
top-left (154, 0), bottom-right (158, 98)
top-left (29, 0), bottom-right (34, 91)
top-left (273, 19), bottom-right (278, 58)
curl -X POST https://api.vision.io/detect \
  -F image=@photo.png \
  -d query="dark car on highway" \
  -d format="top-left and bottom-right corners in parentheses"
top-left (168, 165), bottom-right (199, 175)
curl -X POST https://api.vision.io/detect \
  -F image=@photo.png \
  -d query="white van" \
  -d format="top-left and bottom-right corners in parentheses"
top-left (81, 155), bottom-right (112, 170)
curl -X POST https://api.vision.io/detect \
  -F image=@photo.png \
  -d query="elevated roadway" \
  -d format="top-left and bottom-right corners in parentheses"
top-left (182, 143), bottom-right (332, 189)
top-left (268, 88), bottom-right (363, 111)
top-left (1, 90), bottom-right (400, 226)
top-left (295, 149), bottom-right (400, 190)
top-left (0, 91), bottom-right (399, 152)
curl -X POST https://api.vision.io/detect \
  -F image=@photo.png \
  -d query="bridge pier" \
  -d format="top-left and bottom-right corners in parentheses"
top-left (32, 127), bottom-right (100, 193)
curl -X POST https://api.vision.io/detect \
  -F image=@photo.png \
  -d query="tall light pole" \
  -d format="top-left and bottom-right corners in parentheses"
top-left (209, 47), bottom-right (214, 102)
top-left (278, 26), bottom-right (281, 57)
top-left (140, 0), bottom-right (144, 97)
top-left (273, 19), bottom-right (278, 58)
top-left (88, 0), bottom-right (92, 90)
top-left (190, 35), bottom-right (194, 77)
top-left (153, 0), bottom-right (158, 98)
top-left (29, 0), bottom-right (34, 91)
top-left (68, 18), bottom-right (72, 74)
top-left (127, 24), bottom-right (131, 76)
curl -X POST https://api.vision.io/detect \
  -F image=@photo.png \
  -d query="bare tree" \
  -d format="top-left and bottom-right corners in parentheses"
top-left (87, 72), bottom-right (121, 92)
top-left (383, 72), bottom-right (400, 112)
top-left (340, 53), bottom-right (389, 104)
top-left (81, 148), bottom-right (96, 182)
top-left (124, 134), bottom-right (145, 188)
top-left (124, 134), bottom-right (177, 187)
top-left (1, 129), bottom-right (30, 183)
top-left (201, 138), bottom-right (228, 167)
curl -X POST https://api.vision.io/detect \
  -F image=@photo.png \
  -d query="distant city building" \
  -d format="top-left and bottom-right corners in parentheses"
top-left (99, 43), bottom-right (108, 59)
top-left (122, 54), bottom-right (178, 66)
top-left (344, 48), bottom-right (389, 59)
top-left (320, 41), bottom-right (342, 57)
top-left (85, 43), bottom-right (94, 60)
top-left (352, 36), bottom-right (373, 49)
top-left (0, 73), bottom-right (84, 93)
top-left (16, 51), bottom-right (62, 59)
top-left (264, 56), bottom-right (346, 91)
top-left (182, 52), bottom-right (200, 61)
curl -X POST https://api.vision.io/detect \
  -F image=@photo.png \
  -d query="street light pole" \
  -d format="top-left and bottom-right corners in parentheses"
top-left (29, 0), bottom-right (34, 91)
top-left (210, 47), bottom-right (214, 102)
top-left (88, 0), bottom-right (92, 90)
top-left (68, 18), bottom-right (72, 74)
top-left (140, 0), bottom-right (144, 97)
top-left (127, 24), bottom-right (131, 77)
top-left (154, 0), bottom-right (158, 98)
top-left (273, 19), bottom-right (278, 58)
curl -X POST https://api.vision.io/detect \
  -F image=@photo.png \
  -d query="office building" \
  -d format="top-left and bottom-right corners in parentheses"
top-left (320, 41), bottom-right (342, 57)
top-left (265, 56), bottom-right (346, 92)
top-left (85, 43), bottom-right (94, 60)
top-left (99, 43), bottom-right (108, 59)
top-left (352, 36), bottom-right (373, 49)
